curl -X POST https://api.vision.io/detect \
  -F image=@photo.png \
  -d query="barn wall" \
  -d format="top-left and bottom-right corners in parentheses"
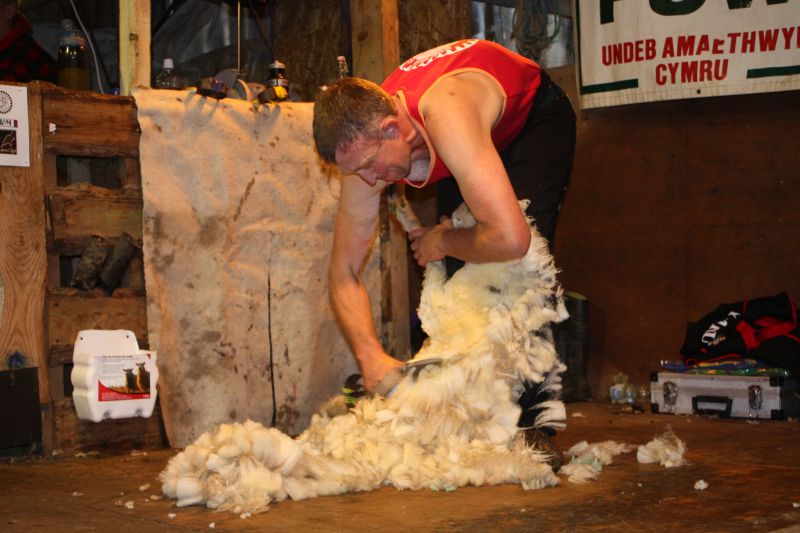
top-left (550, 66), bottom-right (800, 399)
top-left (272, 0), bottom-right (470, 100)
top-left (275, 4), bottom-right (800, 402)
top-left (273, 0), bottom-right (343, 102)
top-left (398, 0), bottom-right (471, 60)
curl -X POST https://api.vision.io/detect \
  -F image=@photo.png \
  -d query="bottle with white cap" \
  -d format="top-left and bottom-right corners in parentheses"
top-left (154, 58), bottom-right (181, 89)
top-left (336, 55), bottom-right (349, 80)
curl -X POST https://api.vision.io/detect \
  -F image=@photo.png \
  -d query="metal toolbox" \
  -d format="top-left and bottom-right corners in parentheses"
top-left (650, 371), bottom-right (800, 420)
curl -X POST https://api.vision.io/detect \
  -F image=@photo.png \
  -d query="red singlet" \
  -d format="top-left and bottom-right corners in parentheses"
top-left (381, 39), bottom-right (542, 188)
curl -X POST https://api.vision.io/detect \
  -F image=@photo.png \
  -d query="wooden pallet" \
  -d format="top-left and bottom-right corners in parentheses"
top-left (0, 82), bottom-right (164, 456)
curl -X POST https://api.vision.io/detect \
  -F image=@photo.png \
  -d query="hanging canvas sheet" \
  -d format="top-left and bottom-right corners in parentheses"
top-left (575, 0), bottom-right (800, 109)
top-left (133, 90), bottom-right (377, 448)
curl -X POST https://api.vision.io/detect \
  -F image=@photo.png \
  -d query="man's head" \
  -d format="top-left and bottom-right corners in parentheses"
top-left (313, 77), bottom-right (397, 165)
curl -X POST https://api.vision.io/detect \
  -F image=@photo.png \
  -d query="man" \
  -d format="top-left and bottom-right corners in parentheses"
top-left (0, 0), bottom-right (57, 83)
top-left (313, 39), bottom-right (575, 449)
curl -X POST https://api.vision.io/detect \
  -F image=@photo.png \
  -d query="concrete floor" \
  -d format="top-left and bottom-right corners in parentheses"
top-left (1, 402), bottom-right (799, 532)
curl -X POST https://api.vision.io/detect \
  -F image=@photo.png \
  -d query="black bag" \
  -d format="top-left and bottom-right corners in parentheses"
top-left (680, 292), bottom-right (800, 377)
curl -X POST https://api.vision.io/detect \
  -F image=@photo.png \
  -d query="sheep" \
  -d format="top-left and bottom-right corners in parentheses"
top-left (160, 200), bottom-right (568, 514)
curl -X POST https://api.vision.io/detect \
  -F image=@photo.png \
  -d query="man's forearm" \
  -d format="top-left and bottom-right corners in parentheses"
top-left (440, 224), bottom-right (530, 264)
top-left (329, 272), bottom-right (383, 365)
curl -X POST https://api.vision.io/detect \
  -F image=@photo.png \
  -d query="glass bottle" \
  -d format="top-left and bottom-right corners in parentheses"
top-left (154, 58), bottom-right (181, 90)
top-left (336, 55), bottom-right (349, 80)
top-left (57, 19), bottom-right (89, 91)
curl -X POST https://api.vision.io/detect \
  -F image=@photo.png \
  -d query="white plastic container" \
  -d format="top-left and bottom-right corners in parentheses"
top-left (70, 330), bottom-right (159, 422)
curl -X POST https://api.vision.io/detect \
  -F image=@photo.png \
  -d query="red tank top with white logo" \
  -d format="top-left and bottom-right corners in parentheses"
top-left (381, 39), bottom-right (542, 188)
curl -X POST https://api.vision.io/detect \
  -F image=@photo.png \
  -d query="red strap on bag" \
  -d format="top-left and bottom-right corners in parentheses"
top-left (735, 321), bottom-right (759, 351)
top-left (740, 296), bottom-right (799, 347)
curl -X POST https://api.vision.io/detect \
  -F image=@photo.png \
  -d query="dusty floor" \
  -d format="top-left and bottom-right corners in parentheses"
top-left (1, 401), bottom-right (799, 532)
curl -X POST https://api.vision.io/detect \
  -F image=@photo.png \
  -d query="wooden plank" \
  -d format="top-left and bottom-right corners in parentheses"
top-left (48, 234), bottom-right (143, 258)
top-left (378, 202), bottom-right (412, 359)
top-left (40, 401), bottom-right (55, 456)
top-left (41, 86), bottom-right (140, 157)
top-left (121, 157), bottom-right (141, 190)
top-left (119, 0), bottom-right (151, 97)
top-left (0, 83), bottom-right (49, 389)
top-left (46, 183), bottom-right (142, 243)
top-left (48, 344), bottom-right (75, 368)
top-left (349, 0), bottom-right (410, 359)
top-left (350, 0), bottom-right (400, 81)
top-left (52, 397), bottom-right (165, 455)
top-left (47, 291), bottom-right (147, 348)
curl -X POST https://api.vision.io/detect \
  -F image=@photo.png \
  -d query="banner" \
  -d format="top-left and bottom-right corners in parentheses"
top-left (575, 0), bottom-right (800, 108)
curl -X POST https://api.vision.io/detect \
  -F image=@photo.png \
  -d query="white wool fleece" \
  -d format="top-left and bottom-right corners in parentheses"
top-left (160, 201), bottom-right (568, 514)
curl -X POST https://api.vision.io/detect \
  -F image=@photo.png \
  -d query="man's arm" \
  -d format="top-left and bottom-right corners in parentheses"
top-left (411, 72), bottom-right (531, 266)
top-left (329, 173), bottom-right (403, 391)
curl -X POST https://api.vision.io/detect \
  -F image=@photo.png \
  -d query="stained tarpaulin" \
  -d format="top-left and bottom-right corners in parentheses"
top-left (134, 89), bottom-right (378, 447)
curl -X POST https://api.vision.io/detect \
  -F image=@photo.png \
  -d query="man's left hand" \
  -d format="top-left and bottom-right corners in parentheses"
top-left (408, 217), bottom-right (452, 266)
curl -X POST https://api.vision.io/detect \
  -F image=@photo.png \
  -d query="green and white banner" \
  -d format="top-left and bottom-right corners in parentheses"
top-left (575, 0), bottom-right (800, 108)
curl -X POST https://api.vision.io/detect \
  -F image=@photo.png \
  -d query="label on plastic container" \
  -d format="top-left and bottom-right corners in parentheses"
top-left (96, 353), bottom-right (153, 401)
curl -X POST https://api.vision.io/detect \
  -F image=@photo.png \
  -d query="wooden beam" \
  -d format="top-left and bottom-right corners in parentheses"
top-left (350, 0), bottom-right (400, 81)
top-left (349, 1), bottom-right (411, 359)
top-left (0, 83), bottom-right (49, 386)
top-left (41, 86), bottom-right (140, 158)
top-left (0, 82), bottom-right (52, 452)
top-left (119, 0), bottom-right (151, 96)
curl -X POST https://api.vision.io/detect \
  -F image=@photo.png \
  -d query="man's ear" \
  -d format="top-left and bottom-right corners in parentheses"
top-left (378, 117), bottom-right (401, 140)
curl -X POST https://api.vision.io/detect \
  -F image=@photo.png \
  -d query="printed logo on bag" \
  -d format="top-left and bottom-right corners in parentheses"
top-left (399, 39), bottom-right (479, 72)
top-left (701, 311), bottom-right (741, 347)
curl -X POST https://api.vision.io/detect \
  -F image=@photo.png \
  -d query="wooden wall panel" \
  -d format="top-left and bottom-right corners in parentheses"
top-left (48, 291), bottom-right (147, 348)
top-left (398, 0), bottom-right (471, 60)
top-left (47, 184), bottom-right (142, 244)
top-left (41, 87), bottom-right (139, 157)
top-left (273, 0), bottom-right (341, 102)
top-left (550, 66), bottom-right (800, 398)
top-left (52, 397), bottom-right (164, 454)
top-left (0, 84), bottom-right (48, 395)
top-left (272, 0), bottom-right (470, 100)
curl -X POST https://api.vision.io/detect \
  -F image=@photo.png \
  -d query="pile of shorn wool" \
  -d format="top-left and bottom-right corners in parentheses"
top-left (160, 201), bottom-right (569, 515)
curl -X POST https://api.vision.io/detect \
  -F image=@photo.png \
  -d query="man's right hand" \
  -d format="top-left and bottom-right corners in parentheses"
top-left (361, 351), bottom-right (404, 393)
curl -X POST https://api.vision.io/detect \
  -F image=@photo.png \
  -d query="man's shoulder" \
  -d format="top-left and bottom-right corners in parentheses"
top-left (421, 71), bottom-right (503, 114)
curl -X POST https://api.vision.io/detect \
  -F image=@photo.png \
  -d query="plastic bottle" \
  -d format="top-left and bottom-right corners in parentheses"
top-left (57, 19), bottom-right (89, 91)
top-left (154, 58), bottom-right (181, 90)
top-left (71, 330), bottom-right (159, 422)
top-left (336, 55), bottom-right (349, 80)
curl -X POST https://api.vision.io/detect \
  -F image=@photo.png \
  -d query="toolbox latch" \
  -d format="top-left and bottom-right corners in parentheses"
top-left (748, 385), bottom-right (763, 419)
top-left (663, 381), bottom-right (678, 412)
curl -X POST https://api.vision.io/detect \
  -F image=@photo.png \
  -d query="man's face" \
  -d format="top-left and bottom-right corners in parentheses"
top-left (335, 134), bottom-right (410, 187)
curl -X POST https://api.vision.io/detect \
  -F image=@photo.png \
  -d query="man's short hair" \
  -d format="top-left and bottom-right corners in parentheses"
top-left (312, 77), bottom-right (397, 164)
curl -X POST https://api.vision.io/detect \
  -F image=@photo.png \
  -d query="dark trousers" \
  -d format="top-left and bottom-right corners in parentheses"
top-left (436, 71), bottom-right (577, 430)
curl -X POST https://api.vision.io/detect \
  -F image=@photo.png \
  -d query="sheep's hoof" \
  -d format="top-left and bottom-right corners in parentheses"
top-left (524, 428), bottom-right (563, 472)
